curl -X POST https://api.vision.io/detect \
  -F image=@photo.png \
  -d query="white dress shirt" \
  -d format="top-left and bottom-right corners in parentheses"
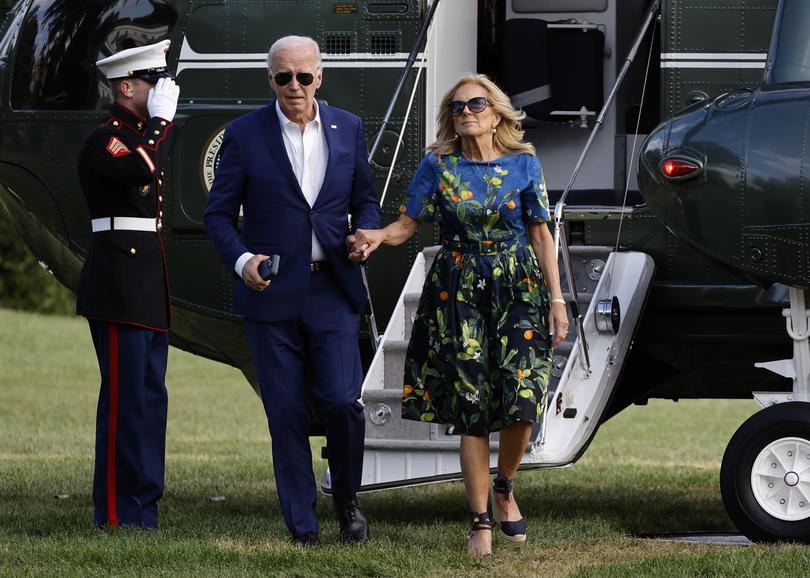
top-left (235, 100), bottom-right (329, 277)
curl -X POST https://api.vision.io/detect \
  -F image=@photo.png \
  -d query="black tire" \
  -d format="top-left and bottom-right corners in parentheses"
top-left (720, 401), bottom-right (810, 543)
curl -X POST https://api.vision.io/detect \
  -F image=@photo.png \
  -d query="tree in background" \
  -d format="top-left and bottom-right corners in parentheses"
top-left (0, 215), bottom-right (73, 315)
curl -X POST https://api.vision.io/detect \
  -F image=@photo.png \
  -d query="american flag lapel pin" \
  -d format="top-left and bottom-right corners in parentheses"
top-left (331, 124), bottom-right (337, 130)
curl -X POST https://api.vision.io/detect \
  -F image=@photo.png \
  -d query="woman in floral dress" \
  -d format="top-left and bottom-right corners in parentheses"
top-left (350, 74), bottom-right (568, 555)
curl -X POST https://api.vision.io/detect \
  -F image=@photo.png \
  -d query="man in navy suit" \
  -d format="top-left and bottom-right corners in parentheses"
top-left (203, 35), bottom-right (380, 545)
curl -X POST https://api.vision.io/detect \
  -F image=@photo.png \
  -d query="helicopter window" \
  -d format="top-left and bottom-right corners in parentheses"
top-left (0, 0), bottom-right (21, 60)
top-left (11, 0), bottom-right (177, 111)
top-left (512, 0), bottom-right (607, 12)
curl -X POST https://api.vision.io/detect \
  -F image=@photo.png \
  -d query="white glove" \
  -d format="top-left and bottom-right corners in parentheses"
top-left (147, 77), bottom-right (180, 121)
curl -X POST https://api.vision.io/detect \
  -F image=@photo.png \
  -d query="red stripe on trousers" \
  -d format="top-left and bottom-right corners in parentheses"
top-left (107, 323), bottom-right (119, 527)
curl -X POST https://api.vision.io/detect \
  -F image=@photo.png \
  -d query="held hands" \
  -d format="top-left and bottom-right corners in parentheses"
top-left (347, 229), bottom-right (384, 263)
top-left (242, 254), bottom-right (271, 292)
top-left (549, 300), bottom-right (569, 347)
top-left (147, 78), bottom-right (180, 121)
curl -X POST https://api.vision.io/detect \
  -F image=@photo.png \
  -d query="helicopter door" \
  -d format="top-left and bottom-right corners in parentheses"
top-left (477, 0), bottom-right (656, 204)
top-left (328, 244), bottom-right (655, 492)
top-left (491, 1), bottom-right (607, 125)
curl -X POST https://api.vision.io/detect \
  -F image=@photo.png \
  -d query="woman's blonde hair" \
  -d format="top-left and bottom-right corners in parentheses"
top-left (427, 74), bottom-right (535, 157)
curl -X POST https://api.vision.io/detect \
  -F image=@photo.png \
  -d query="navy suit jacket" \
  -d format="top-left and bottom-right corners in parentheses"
top-left (203, 101), bottom-right (380, 321)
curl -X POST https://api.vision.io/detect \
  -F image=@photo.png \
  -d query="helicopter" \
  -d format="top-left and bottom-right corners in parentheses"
top-left (0, 0), bottom-right (807, 543)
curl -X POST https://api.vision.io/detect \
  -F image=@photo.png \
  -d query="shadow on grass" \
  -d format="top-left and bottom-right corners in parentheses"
top-left (358, 464), bottom-right (731, 538)
top-left (2, 463), bottom-right (730, 544)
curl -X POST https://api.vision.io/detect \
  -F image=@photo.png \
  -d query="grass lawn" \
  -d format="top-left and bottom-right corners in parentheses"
top-left (1, 307), bottom-right (809, 576)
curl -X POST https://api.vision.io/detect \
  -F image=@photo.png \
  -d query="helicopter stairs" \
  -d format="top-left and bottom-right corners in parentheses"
top-left (321, 244), bottom-right (655, 492)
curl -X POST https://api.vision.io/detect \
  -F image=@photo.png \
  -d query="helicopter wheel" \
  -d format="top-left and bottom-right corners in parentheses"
top-left (720, 401), bottom-right (810, 543)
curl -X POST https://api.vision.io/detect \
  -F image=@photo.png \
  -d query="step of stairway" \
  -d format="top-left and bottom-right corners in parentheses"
top-left (403, 292), bottom-right (421, 336)
top-left (382, 339), bottom-right (409, 389)
top-left (361, 388), bottom-right (433, 441)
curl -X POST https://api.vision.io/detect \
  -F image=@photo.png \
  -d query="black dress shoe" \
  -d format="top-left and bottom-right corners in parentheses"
top-left (334, 496), bottom-right (370, 544)
top-left (290, 531), bottom-right (319, 546)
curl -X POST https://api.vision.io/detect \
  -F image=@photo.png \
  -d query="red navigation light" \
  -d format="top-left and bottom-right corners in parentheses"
top-left (661, 158), bottom-right (700, 179)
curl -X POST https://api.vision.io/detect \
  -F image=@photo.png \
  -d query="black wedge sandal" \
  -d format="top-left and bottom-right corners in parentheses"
top-left (493, 474), bottom-right (527, 542)
top-left (467, 511), bottom-right (493, 555)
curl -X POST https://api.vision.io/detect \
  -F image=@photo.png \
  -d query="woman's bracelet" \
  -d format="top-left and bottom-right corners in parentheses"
top-left (551, 298), bottom-right (566, 305)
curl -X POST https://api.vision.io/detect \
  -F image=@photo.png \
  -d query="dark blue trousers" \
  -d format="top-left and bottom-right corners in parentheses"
top-left (245, 270), bottom-right (365, 538)
top-left (88, 320), bottom-right (168, 528)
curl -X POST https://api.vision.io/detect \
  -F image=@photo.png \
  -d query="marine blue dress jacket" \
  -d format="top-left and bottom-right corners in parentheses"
top-left (77, 104), bottom-right (176, 330)
top-left (203, 100), bottom-right (380, 321)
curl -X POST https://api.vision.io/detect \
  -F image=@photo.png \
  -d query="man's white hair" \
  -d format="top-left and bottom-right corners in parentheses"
top-left (267, 36), bottom-right (322, 71)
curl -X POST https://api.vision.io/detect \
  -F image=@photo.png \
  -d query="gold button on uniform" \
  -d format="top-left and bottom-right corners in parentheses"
top-left (148, 139), bottom-right (155, 145)
top-left (137, 122), bottom-right (143, 129)
top-left (158, 195), bottom-right (163, 202)
top-left (154, 130), bottom-right (160, 135)
top-left (112, 120), bottom-right (119, 127)
top-left (160, 120), bottom-right (167, 126)
top-left (140, 185), bottom-right (150, 193)
top-left (130, 247), bottom-right (137, 255)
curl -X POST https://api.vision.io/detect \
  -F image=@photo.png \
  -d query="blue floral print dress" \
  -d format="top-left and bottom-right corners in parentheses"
top-left (400, 151), bottom-right (553, 435)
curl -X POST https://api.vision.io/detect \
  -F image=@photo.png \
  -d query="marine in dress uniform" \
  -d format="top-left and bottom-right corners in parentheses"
top-left (76, 40), bottom-right (180, 529)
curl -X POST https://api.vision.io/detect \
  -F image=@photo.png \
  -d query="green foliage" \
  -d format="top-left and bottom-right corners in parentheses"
top-left (0, 215), bottom-right (74, 315)
top-left (2, 308), bottom-right (810, 576)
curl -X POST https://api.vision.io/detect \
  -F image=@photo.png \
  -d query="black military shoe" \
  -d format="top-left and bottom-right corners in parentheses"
top-left (290, 531), bottom-right (319, 547)
top-left (334, 496), bottom-right (370, 544)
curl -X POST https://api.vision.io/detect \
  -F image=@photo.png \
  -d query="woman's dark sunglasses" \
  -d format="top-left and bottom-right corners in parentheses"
top-left (273, 71), bottom-right (316, 86)
top-left (449, 97), bottom-right (489, 116)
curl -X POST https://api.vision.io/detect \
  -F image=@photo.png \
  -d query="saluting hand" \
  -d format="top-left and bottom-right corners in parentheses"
top-left (147, 78), bottom-right (180, 121)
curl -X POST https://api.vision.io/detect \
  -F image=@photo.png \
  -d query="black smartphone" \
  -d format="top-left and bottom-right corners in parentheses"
top-left (258, 254), bottom-right (280, 280)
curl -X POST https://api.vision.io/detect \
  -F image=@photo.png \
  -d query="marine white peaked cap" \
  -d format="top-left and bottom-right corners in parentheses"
top-left (95, 39), bottom-right (174, 81)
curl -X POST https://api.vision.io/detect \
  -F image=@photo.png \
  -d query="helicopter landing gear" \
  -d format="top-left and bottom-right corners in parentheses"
top-left (723, 286), bottom-right (810, 542)
top-left (721, 402), bottom-right (810, 543)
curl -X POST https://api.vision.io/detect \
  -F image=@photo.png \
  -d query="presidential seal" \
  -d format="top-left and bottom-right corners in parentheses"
top-left (200, 127), bottom-right (226, 194)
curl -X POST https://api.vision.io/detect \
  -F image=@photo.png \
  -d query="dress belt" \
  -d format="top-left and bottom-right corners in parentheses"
top-left (442, 238), bottom-right (516, 255)
top-left (310, 261), bottom-right (328, 272)
top-left (91, 217), bottom-right (157, 233)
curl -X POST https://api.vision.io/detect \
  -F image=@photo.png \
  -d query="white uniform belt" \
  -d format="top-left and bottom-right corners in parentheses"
top-left (91, 217), bottom-right (157, 233)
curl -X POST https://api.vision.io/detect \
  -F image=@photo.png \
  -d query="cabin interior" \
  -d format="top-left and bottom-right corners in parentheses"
top-left (486, 0), bottom-right (659, 204)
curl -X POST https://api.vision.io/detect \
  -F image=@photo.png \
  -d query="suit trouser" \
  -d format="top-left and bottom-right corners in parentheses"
top-left (245, 270), bottom-right (365, 538)
top-left (88, 320), bottom-right (169, 528)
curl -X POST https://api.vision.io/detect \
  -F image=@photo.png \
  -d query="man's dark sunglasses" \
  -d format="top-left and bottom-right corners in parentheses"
top-left (449, 97), bottom-right (489, 116)
top-left (273, 71), bottom-right (316, 86)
